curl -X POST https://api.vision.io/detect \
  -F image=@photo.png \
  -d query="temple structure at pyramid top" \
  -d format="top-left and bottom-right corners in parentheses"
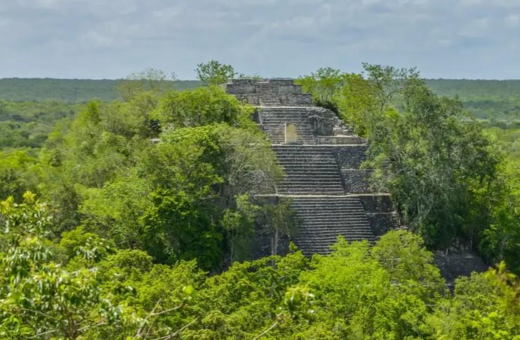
top-left (224, 79), bottom-right (313, 107)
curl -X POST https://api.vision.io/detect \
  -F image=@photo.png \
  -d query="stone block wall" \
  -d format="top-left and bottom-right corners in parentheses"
top-left (434, 250), bottom-right (488, 286)
top-left (341, 169), bottom-right (372, 193)
top-left (317, 136), bottom-right (365, 145)
top-left (358, 195), bottom-right (398, 236)
top-left (333, 145), bottom-right (375, 194)
top-left (334, 145), bottom-right (368, 168)
top-left (224, 79), bottom-right (313, 106)
top-left (307, 107), bottom-right (347, 136)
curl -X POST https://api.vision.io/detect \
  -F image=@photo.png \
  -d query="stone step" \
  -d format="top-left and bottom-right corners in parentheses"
top-left (294, 207), bottom-right (365, 212)
top-left (279, 181), bottom-right (343, 186)
top-left (275, 153), bottom-right (337, 157)
top-left (279, 187), bottom-right (345, 192)
top-left (296, 212), bottom-right (366, 217)
top-left (280, 177), bottom-right (342, 181)
top-left (279, 160), bottom-right (337, 163)
top-left (294, 234), bottom-right (375, 241)
top-left (263, 122), bottom-right (312, 126)
top-left (263, 123), bottom-right (313, 127)
top-left (276, 154), bottom-right (335, 158)
top-left (273, 145), bottom-right (344, 148)
top-left (284, 166), bottom-right (340, 171)
top-left (274, 147), bottom-right (337, 151)
top-left (296, 230), bottom-right (372, 236)
top-left (275, 147), bottom-right (333, 151)
top-left (280, 171), bottom-right (340, 175)
top-left (278, 163), bottom-right (336, 167)
top-left (262, 116), bottom-right (312, 119)
top-left (276, 153), bottom-right (336, 157)
top-left (295, 233), bottom-right (374, 239)
top-left (284, 174), bottom-right (342, 179)
top-left (279, 190), bottom-right (345, 194)
top-left (294, 204), bottom-right (365, 208)
top-left (295, 240), bottom-right (372, 246)
top-left (281, 183), bottom-right (343, 189)
top-left (275, 147), bottom-right (334, 151)
top-left (277, 157), bottom-right (334, 161)
top-left (281, 178), bottom-right (342, 183)
top-left (293, 199), bottom-right (362, 203)
top-left (280, 172), bottom-right (341, 177)
top-left (287, 195), bottom-right (374, 255)
top-left (279, 163), bottom-right (336, 167)
top-left (280, 162), bottom-right (337, 165)
top-left (261, 109), bottom-right (316, 113)
top-left (262, 117), bottom-right (311, 121)
top-left (297, 216), bottom-right (368, 221)
top-left (295, 223), bottom-right (371, 229)
top-left (296, 235), bottom-right (372, 241)
top-left (279, 183), bottom-right (343, 187)
top-left (262, 116), bottom-right (314, 120)
top-left (296, 213), bottom-right (368, 218)
top-left (296, 227), bottom-right (373, 233)
top-left (263, 119), bottom-right (312, 123)
top-left (296, 211), bottom-right (367, 216)
top-left (275, 151), bottom-right (339, 154)
top-left (293, 196), bottom-right (360, 199)
top-left (281, 164), bottom-right (337, 167)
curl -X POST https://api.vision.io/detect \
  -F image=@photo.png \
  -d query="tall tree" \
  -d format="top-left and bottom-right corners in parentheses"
top-left (195, 60), bottom-right (236, 86)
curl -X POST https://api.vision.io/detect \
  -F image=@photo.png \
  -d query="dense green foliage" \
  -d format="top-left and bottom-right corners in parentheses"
top-left (2, 64), bottom-right (520, 338)
top-left (195, 61), bottom-right (236, 86)
top-left (0, 100), bottom-right (80, 150)
top-left (1, 195), bottom-right (520, 339)
top-left (298, 65), bottom-right (520, 272)
top-left (1, 82), bottom-right (287, 271)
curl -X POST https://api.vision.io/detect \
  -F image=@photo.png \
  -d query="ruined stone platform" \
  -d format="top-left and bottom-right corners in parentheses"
top-left (225, 79), bottom-right (398, 257)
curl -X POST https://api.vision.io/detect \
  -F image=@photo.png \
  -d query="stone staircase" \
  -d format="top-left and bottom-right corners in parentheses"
top-left (271, 144), bottom-right (375, 255)
top-left (291, 196), bottom-right (375, 255)
top-left (273, 145), bottom-right (344, 195)
top-left (225, 79), bottom-right (376, 256)
top-left (257, 83), bottom-right (282, 106)
top-left (261, 108), bottom-right (316, 144)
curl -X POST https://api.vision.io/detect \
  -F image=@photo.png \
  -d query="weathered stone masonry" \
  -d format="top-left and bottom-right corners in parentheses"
top-left (225, 79), bottom-right (398, 257)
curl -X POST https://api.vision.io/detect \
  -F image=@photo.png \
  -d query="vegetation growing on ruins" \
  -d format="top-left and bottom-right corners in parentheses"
top-left (1, 62), bottom-right (520, 338)
top-left (298, 65), bottom-right (520, 272)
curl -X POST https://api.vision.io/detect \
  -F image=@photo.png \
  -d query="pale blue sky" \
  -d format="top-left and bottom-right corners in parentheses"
top-left (1, 0), bottom-right (519, 79)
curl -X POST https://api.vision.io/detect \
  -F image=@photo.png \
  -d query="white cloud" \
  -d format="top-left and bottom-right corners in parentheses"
top-left (0, 0), bottom-right (519, 79)
top-left (81, 31), bottom-right (113, 48)
top-left (152, 6), bottom-right (181, 21)
top-left (505, 14), bottom-right (520, 27)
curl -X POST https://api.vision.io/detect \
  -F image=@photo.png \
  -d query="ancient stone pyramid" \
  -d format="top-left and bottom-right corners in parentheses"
top-left (225, 79), bottom-right (397, 256)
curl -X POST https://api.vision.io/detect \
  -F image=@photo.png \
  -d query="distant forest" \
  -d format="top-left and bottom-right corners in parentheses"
top-left (1, 77), bottom-right (520, 151)
top-left (426, 79), bottom-right (520, 126)
top-left (1, 78), bottom-right (520, 124)
top-left (0, 78), bottom-right (202, 102)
